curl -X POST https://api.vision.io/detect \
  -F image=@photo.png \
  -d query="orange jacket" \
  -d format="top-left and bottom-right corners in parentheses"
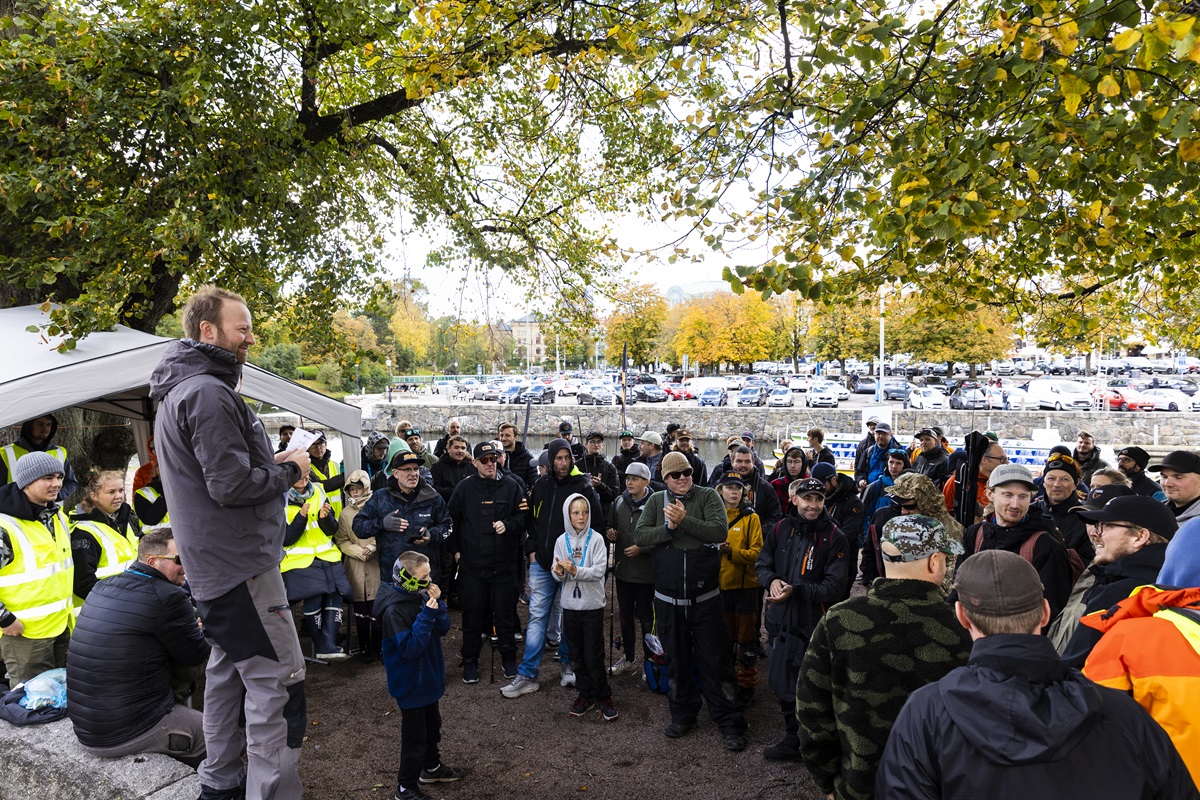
top-left (1082, 585), bottom-right (1200, 787)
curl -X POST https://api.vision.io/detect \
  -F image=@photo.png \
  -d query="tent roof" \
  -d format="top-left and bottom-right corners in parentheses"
top-left (0, 305), bottom-right (362, 471)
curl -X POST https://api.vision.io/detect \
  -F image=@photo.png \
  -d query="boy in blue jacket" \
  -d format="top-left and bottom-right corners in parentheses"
top-left (375, 551), bottom-right (466, 800)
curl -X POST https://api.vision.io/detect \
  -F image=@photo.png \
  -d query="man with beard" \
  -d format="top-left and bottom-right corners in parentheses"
top-left (725, 446), bottom-right (782, 535)
top-left (431, 436), bottom-right (476, 503)
top-left (1072, 431), bottom-right (1110, 484)
top-left (670, 430), bottom-right (709, 487)
top-left (812, 463), bottom-right (864, 599)
top-left (958, 464), bottom-right (1073, 624)
top-left (501, 439), bottom-right (600, 698)
top-left (855, 423), bottom-right (895, 492)
top-left (1, 414), bottom-right (80, 500)
top-left (1033, 453), bottom-right (1093, 564)
top-left (497, 423), bottom-right (538, 488)
top-left (756, 478), bottom-right (850, 761)
top-left (911, 428), bottom-right (950, 488)
top-left (1058, 495), bottom-right (1176, 667)
top-left (1115, 446), bottom-right (1165, 501)
top-left (433, 419), bottom-right (468, 458)
top-left (448, 443), bottom-right (527, 685)
top-left (577, 431), bottom-right (621, 518)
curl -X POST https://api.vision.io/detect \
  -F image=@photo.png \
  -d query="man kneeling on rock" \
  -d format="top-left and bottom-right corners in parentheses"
top-left (66, 528), bottom-right (210, 766)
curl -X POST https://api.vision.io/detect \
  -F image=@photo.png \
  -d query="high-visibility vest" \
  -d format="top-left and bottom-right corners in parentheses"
top-left (281, 485), bottom-right (340, 573)
top-left (1, 444), bottom-right (68, 484)
top-left (0, 510), bottom-right (74, 638)
top-left (309, 459), bottom-right (343, 517)
top-left (70, 518), bottom-right (139, 612)
top-left (133, 485), bottom-right (170, 526)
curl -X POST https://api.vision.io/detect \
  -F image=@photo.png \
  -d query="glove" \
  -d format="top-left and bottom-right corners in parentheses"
top-left (381, 512), bottom-right (406, 532)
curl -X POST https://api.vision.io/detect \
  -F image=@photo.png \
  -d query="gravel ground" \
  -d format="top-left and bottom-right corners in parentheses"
top-left (297, 599), bottom-right (828, 800)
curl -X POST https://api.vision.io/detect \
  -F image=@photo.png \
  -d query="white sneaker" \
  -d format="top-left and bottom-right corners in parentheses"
top-left (560, 667), bottom-right (576, 687)
top-left (315, 651), bottom-right (348, 662)
top-left (609, 655), bottom-right (637, 675)
top-left (500, 675), bottom-right (540, 698)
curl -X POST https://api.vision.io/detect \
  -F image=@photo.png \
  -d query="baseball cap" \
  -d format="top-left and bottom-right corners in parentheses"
top-left (624, 462), bottom-right (651, 480)
top-left (619, 430), bottom-right (635, 438)
top-left (1117, 446), bottom-right (1151, 470)
top-left (675, 429), bottom-right (693, 440)
top-left (636, 431), bottom-right (663, 446)
top-left (810, 463), bottom-right (838, 483)
top-left (389, 451), bottom-right (423, 470)
top-left (1077, 495), bottom-right (1179, 540)
top-left (585, 430), bottom-right (605, 442)
top-left (716, 470), bottom-right (747, 487)
top-left (1148, 449), bottom-right (1200, 474)
top-left (874, 422), bottom-right (892, 434)
top-left (866, 415), bottom-right (881, 425)
top-left (558, 421), bottom-right (573, 434)
top-left (987, 463), bottom-right (1037, 490)
top-left (880, 515), bottom-right (964, 562)
top-left (310, 429), bottom-right (327, 442)
top-left (473, 441), bottom-right (500, 459)
top-left (792, 478), bottom-right (826, 498)
top-left (1071, 483), bottom-right (1134, 513)
top-left (726, 435), bottom-right (745, 449)
top-left (741, 431), bottom-right (755, 442)
top-left (915, 427), bottom-right (938, 440)
top-left (955, 550), bottom-right (1045, 616)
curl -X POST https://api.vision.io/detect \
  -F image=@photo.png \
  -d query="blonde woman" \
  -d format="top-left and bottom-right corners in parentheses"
top-left (70, 470), bottom-right (141, 607)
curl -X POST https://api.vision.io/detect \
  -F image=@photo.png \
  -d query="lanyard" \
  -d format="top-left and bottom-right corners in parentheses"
top-left (568, 529), bottom-right (593, 598)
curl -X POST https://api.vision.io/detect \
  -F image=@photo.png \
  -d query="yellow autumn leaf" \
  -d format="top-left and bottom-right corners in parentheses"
top-left (1179, 139), bottom-right (1200, 161)
top-left (1097, 74), bottom-right (1121, 97)
top-left (964, 190), bottom-right (979, 201)
top-left (1021, 37), bottom-right (1043, 60)
top-left (1112, 29), bottom-right (1142, 51)
top-left (1083, 200), bottom-right (1102, 221)
top-left (1126, 71), bottom-right (1142, 96)
top-left (1027, 167), bottom-right (1040, 183)
top-left (899, 195), bottom-right (914, 208)
top-left (545, 73), bottom-right (560, 91)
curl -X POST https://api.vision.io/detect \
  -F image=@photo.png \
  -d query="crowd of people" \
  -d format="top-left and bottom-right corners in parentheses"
top-left (0, 288), bottom-right (1197, 800)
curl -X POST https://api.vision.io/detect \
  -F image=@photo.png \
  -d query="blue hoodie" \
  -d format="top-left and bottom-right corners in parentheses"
top-left (375, 581), bottom-right (451, 709)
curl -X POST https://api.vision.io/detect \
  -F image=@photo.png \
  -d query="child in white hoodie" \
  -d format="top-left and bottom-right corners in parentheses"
top-left (552, 493), bottom-right (615, 720)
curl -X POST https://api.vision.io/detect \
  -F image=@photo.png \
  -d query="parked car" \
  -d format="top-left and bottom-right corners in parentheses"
top-left (812, 380), bottom-right (849, 401)
top-left (1093, 387), bottom-right (1156, 412)
top-left (697, 387), bottom-right (728, 407)
top-left (577, 384), bottom-right (615, 405)
top-left (1152, 378), bottom-right (1198, 396)
top-left (806, 385), bottom-right (840, 408)
top-left (985, 386), bottom-right (1028, 410)
top-left (788, 376), bottom-right (812, 393)
top-left (471, 382), bottom-right (502, 401)
top-left (661, 382), bottom-right (692, 400)
top-left (767, 387), bottom-right (794, 407)
top-left (617, 385), bottom-right (639, 405)
top-left (992, 359), bottom-right (1016, 376)
top-left (635, 384), bottom-right (668, 402)
top-left (1026, 379), bottom-right (1094, 410)
top-left (908, 387), bottom-right (947, 410)
top-left (1140, 388), bottom-right (1200, 412)
top-left (519, 384), bottom-right (556, 405)
top-left (554, 379), bottom-right (582, 396)
top-left (852, 377), bottom-right (878, 394)
top-left (497, 384), bottom-right (526, 404)
top-left (882, 380), bottom-right (914, 401)
top-left (737, 386), bottom-right (768, 407)
top-left (949, 388), bottom-right (990, 410)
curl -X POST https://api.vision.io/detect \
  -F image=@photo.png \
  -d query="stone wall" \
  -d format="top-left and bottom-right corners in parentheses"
top-left (350, 402), bottom-right (1200, 449)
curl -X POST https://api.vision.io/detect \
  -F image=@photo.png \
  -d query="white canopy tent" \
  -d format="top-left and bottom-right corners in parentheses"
top-left (0, 304), bottom-right (362, 472)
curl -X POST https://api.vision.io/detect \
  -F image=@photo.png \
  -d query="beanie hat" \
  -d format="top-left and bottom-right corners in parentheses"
top-left (811, 463), bottom-right (838, 483)
top-left (14, 451), bottom-right (64, 490)
top-left (660, 451), bottom-right (691, 476)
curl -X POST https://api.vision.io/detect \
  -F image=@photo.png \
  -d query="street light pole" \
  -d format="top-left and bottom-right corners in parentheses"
top-left (877, 284), bottom-right (885, 403)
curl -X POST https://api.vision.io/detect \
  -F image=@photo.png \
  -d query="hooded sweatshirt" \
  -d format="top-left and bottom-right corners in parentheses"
top-left (526, 438), bottom-right (602, 571)
top-left (149, 339), bottom-right (301, 602)
top-left (361, 431), bottom-right (391, 490)
top-left (0, 414), bottom-right (79, 499)
top-left (1158, 493), bottom-right (1200, 586)
top-left (551, 493), bottom-right (608, 611)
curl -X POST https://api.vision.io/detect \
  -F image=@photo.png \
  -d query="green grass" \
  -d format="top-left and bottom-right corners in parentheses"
top-left (296, 379), bottom-right (346, 400)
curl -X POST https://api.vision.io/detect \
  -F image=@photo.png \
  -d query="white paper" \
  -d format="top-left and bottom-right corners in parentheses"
top-left (286, 427), bottom-right (321, 453)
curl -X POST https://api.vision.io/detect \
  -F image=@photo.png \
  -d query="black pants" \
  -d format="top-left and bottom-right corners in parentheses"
top-left (564, 607), bottom-right (610, 701)
top-left (457, 569), bottom-right (518, 662)
top-left (353, 600), bottom-right (381, 655)
top-left (615, 579), bottom-right (655, 661)
top-left (656, 595), bottom-right (746, 735)
top-left (397, 701), bottom-right (441, 791)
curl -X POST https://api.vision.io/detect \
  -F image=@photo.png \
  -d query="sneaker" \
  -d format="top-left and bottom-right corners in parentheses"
top-left (544, 638), bottom-right (559, 655)
top-left (735, 686), bottom-right (755, 709)
top-left (515, 631), bottom-right (524, 642)
top-left (519, 588), bottom-right (530, 605)
top-left (723, 733), bottom-right (747, 752)
top-left (315, 651), bottom-right (348, 661)
top-left (462, 661), bottom-right (480, 684)
top-left (500, 675), bottom-right (540, 698)
top-left (395, 786), bottom-right (434, 800)
top-left (569, 693), bottom-right (595, 717)
top-left (664, 721), bottom-right (696, 739)
top-left (762, 738), bottom-right (803, 761)
top-left (502, 660), bottom-right (517, 679)
top-left (419, 764), bottom-right (466, 783)
top-left (598, 698), bottom-right (619, 721)
top-left (609, 655), bottom-right (637, 676)
top-left (559, 667), bottom-right (576, 687)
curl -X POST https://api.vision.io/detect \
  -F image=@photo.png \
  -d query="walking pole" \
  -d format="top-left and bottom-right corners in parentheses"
top-left (608, 546), bottom-right (616, 671)
top-left (489, 624), bottom-right (498, 684)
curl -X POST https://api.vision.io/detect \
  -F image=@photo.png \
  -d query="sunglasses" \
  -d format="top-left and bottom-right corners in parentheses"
top-left (666, 469), bottom-right (694, 480)
top-left (152, 554), bottom-right (182, 565)
top-left (896, 499), bottom-right (919, 510)
top-left (477, 456), bottom-right (499, 464)
top-left (1047, 454), bottom-right (1077, 466)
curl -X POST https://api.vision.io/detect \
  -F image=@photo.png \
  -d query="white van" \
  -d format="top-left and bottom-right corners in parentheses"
top-left (1025, 379), bottom-right (1093, 411)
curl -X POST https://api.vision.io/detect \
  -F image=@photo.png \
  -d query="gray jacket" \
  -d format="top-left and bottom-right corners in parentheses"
top-left (149, 340), bottom-right (301, 602)
top-left (552, 493), bottom-right (608, 611)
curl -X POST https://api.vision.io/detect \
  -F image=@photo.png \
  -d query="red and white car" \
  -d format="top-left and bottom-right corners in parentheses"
top-left (1093, 387), bottom-right (1157, 412)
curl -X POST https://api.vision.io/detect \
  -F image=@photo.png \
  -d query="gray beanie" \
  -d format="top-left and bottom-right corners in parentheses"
top-left (13, 451), bottom-right (64, 489)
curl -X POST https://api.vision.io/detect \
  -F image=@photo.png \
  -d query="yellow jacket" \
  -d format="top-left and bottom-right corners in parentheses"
top-left (720, 506), bottom-right (762, 590)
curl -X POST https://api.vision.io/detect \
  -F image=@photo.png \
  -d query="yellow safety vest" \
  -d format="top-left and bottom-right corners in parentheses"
top-left (134, 485), bottom-right (170, 526)
top-left (0, 509), bottom-right (74, 639)
top-left (1, 444), bottom-right (68, 484)
top-left (281, 485), bottom-right (340, 573)
top-left (70, 518), bottom-right (139, 612)
top-left (309, 460), bottom-right (343, 517)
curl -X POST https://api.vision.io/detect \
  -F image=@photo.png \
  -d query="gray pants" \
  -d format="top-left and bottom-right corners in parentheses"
top-left (0, 628), bottom-right (69, 686)
top-left (83, 703), bottom-right (206, 767)
top-left (196, 570), bottom-right (306, 800)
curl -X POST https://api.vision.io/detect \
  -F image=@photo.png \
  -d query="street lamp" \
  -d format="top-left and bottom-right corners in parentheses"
top-left (386, 358), bottom-right (393, 402)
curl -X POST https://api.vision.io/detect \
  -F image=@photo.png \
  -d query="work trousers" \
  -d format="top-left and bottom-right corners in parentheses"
top-left (397, 701), bottom-right (442, 793)
top-left (457, 569), bottom-right (518, 662)
top-left (563, 607), bottom-right (610, 701)
top-left (615, 579), bottom-right (655, 663)
top-left (656, 594), bottom-right (746, 735)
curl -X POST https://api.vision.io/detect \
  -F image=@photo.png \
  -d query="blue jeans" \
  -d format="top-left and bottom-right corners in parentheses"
top-left (518, 562), bottom-right (569, 679)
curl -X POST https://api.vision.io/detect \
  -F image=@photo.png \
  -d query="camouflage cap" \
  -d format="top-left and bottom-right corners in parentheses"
top-left (881, 514), bottom-right (964, 562)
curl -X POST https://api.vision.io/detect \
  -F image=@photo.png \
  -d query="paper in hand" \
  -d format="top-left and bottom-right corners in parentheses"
top-left (286, 427), bottom-right (321, 453)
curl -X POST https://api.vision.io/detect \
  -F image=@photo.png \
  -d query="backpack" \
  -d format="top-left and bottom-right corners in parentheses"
top-left (973, 529), bottom-right (1087, 587)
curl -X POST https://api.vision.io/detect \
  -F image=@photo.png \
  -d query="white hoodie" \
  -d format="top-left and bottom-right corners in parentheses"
top-left (552, 492), bottom-right (609, 611)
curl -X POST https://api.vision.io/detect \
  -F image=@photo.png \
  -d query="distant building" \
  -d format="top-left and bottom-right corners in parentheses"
top-left (508, 313), bottom-right (545, 365)
top-left (665, 280), bottom-right (729, 306)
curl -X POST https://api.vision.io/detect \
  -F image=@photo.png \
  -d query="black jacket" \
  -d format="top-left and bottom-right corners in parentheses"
top-left (526, 439), bottom-right (602, 571)
top-left (1129, 470), bottom-right (1164, 499)
top-left (961, 511), bottom-right (1073, 622)
top-left (66, 563), bottom-right (209, 748)
top-left (430, 452), bottom-right (476, 503)
top-left (824, 474), bottom-right (865, 550)
top-left (860, 502), bottom-right (903, 586)
top-left (611, 446), bottom-right (643, 481)
top-left (1036, 492), bottom-right (1094, 564)
top-left (876, 635), bottom-right (1198, 800)
top-left (576, 452), bottom-right (621, 515)
top-left (912, 447), bottom-right (949, 488)
top-left (447, 473), bottom-right (527, 579)
top-left (505, 441), bottom-right (539, 488)
top-left (69, 504), bottom-right (141, 602)
top-left (1060, 542), bottom-right (1169, 668)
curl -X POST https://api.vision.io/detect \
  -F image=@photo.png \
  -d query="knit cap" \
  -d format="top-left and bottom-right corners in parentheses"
top-left (13, 451), bottom-right (64, 489)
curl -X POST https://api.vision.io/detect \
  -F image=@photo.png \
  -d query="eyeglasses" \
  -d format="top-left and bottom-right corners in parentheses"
top-left (1096, 522), bottom-right (1141, 536)
top-left (666, 469), bottom-right (694, 480)
top-left (982, 453), bottom-right (1008, 462)
top-left (152, 554), bottom-right (182, 565)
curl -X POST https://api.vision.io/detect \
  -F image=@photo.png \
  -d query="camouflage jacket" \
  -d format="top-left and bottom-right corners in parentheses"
top-left (795, 578), bottom-right (972, 800)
